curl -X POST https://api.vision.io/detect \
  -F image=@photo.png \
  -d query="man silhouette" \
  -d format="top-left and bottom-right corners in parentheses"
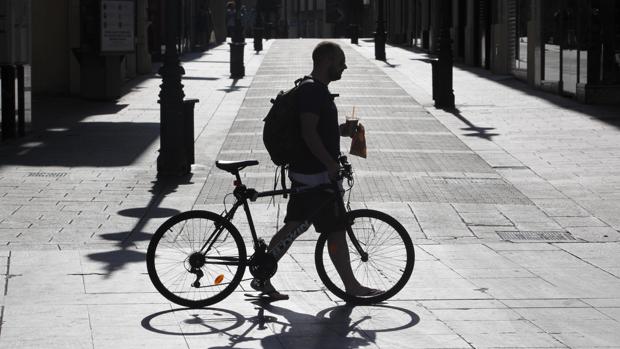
top-left (252, 41), bottom-right (382, 300)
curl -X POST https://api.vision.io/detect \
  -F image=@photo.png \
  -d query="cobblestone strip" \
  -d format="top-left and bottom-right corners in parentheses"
top-left (0, 42), bottom-right (271, 249)
top-left (348, 39), bottom-right (620, 242)
top-left (195, 39), bottom-right (543, 242)
top-left (197, 39), bottom-right (530, 207)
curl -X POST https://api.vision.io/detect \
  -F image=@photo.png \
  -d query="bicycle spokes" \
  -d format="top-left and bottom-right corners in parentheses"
top-left (147, 211), bottom-right (247, 307)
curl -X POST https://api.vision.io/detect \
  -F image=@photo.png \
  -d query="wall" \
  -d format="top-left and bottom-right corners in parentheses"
top-left (464, 0), bottom-right (476, 65)
top-left (32, 0), bottom-right (70, 95)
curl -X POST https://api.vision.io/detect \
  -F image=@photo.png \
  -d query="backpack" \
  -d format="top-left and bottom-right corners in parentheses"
top-left (262, 76), bottom-right (313, 197)
top-left (262, 76), bottom-right (313, 166)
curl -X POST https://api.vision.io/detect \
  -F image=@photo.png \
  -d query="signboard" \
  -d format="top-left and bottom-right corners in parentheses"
top-left (100, 0), bottom-right (135, 53)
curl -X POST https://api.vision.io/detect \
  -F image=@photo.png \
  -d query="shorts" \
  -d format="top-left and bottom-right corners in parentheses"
top-left (284, 181), bottom-right (346, 234)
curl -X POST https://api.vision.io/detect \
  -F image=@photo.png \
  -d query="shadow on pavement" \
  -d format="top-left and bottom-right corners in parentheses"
top-left (117, 207), bottom-right (181, 218)
top-left (141, 302), bottom-right (420, 348)
top-left (444, 107), bottom-right (499, 141)
top-left (218, 79), bottom-right (249, 93)
top-left (183, 76), bottom-right (222, 81)
top-left (0, 97), bottom-right (160, 168)
top-left (400, 45), bottom-right (620, 130)
top-left (86, 174), bottom-right (193, 277)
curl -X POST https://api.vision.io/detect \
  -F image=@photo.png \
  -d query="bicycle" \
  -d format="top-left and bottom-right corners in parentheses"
top-left (146, 155), bottom-right (415, 308)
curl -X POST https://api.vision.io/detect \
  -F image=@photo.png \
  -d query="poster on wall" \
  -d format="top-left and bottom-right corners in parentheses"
top-left (100, 0), bottom-right (135, 53)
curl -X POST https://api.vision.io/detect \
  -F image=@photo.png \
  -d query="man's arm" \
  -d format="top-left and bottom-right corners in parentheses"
top-left (300, 112), bottom-right (339, 179)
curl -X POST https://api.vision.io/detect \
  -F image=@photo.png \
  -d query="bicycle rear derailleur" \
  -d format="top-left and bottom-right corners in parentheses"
top-left (187, 252), bottom-right (205, 288)
top-left (248, 238), bottom-right (278, 279)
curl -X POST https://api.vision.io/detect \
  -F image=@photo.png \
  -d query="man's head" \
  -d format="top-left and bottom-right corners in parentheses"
top-left (312, 41), bottom-right (347, 82)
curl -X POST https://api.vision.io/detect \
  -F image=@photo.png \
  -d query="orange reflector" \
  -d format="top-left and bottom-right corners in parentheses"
top-left (214, 274), bottom-right (224, 285)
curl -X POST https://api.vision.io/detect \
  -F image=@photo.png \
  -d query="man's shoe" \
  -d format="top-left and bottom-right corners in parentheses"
top-left (250, 278), bottom-right (289, 301)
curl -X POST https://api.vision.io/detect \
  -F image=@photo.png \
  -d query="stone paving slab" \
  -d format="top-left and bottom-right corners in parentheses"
top-left (1, 38), bottom-right (620, 348)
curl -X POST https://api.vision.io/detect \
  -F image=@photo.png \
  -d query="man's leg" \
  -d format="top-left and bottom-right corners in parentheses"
top-left (268, 221), bottom-right (304, 260)
top-left (327, 230), bottom-right (381, 296)
top-left (250, 220), bottom-right (306, 297)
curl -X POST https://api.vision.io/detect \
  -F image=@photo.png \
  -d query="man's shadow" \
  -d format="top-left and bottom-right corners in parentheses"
top-left (141, 300), bottom-right (420, 349)
top-left (252, 300), bottom-right (374, 348)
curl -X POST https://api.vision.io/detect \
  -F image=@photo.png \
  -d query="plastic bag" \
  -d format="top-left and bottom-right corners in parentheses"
top-left (349, 124), bottom-right (367, 158)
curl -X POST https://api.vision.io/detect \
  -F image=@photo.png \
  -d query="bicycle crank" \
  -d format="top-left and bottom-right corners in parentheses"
top-left (248, 253), bottom-right (278, 279)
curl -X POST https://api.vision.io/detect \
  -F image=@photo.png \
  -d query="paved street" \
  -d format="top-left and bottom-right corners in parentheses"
top-left (1, 38), bottom-right (619, 348)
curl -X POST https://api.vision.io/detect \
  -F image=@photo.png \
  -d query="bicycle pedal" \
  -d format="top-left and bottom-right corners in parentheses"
top-left (250, 278), bottom-right (264, 291)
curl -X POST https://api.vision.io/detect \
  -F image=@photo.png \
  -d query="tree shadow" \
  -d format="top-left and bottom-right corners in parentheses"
top-left (141, 301), bottom-right (420, 349)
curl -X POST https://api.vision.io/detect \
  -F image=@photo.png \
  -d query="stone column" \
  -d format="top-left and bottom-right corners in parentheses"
top-left (527, 0), bottom-right (542, 86)
top-left (136, 0), bottom-right (152, 74)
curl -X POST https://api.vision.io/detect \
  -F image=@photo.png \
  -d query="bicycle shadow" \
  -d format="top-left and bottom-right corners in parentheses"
top-left (141, 300), bottom-right (420, 348)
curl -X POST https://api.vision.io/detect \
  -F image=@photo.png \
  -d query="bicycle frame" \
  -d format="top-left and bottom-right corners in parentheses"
top-left (198, 178), bottom-right (368, 264)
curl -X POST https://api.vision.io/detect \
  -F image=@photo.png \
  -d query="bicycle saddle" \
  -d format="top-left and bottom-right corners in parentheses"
top-left (215, 160), bottom-right (259, 173)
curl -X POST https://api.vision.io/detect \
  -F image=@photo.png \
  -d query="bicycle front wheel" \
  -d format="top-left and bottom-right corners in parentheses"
top-left (146, 210), bottom-right (246, 308)
top-left (315, 209), bottom-right (414, 304)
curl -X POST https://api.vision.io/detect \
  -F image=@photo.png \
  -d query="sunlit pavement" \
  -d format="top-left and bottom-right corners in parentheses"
top-left (0, 38), bottom-right (619, 348)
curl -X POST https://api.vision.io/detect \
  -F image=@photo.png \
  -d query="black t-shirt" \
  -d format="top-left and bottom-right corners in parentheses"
top-left (290, 79), bottom-right (340, 174)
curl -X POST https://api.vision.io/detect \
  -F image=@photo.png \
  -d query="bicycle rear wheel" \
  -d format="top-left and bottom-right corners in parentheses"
top-left (315, 209), bottom-right (414, 304)
top-left (146, 210), bottom-right (246, 308)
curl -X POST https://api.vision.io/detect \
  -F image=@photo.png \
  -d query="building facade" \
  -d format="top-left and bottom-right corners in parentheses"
top-left (279, 0), bottom-right (369, 38)
top-left (380, 0), bottom-right (620, 104)
top-left (0, 0), bottom-right (32, 140)
top-left (0, 0), bottom-right (231, 141)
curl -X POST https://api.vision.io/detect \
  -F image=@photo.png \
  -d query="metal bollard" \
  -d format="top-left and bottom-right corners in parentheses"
top-left (430, 60), bottom-right (437, 101)
top-left (349, 24), bottom-right (359, 45)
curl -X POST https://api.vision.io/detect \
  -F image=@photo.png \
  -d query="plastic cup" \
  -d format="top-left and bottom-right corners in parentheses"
top-left (345, 106), bottom-right (359, 133)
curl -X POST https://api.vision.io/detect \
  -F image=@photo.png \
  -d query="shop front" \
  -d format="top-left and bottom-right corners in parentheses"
top-left (0, 0), bottom-right (32, 141)
top-left (523, 0), bottom-right (619, 103)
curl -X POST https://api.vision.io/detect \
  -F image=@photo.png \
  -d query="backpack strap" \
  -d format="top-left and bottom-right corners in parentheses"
top-left (295, 75), bottom-right (314, 87)
top-left (280, 166), bottom-right (287, 199)
top-left (272, 76), bottom-right (312, 199)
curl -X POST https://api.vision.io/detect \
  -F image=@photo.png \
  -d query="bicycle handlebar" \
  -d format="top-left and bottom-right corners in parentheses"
top-left (337, 155), bottom-right (354, 182)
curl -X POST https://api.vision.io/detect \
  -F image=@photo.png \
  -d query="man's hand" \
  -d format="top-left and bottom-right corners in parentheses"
top-left (340, 122), bottom-right (362, 138)
top-left (327, 160), bottom-right (340, 181)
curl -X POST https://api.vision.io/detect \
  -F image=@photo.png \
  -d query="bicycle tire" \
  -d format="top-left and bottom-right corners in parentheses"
top-left (315, 209), bottom-right (414, 305)
top-left (146, 210), bottom-right (247, 308)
